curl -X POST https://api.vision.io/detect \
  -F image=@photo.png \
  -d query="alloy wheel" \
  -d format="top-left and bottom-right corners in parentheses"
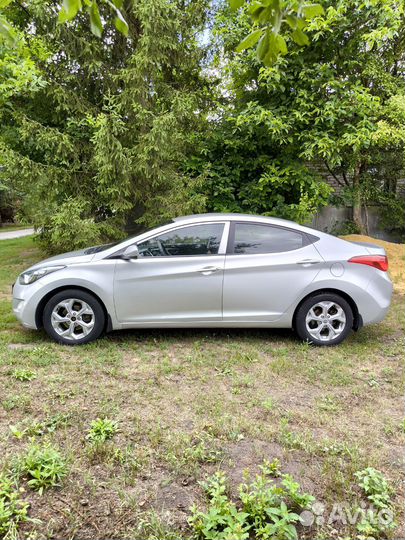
top-left (305, 301), bottom-right (346, 342)
top-left (50, 298), bottom-right (95, 341)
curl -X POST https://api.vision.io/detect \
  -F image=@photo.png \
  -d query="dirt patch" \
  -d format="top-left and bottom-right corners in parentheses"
top-left (225, 438), bottom-right (318, 496)
top-left (21, 484), bottom-right (138, 539)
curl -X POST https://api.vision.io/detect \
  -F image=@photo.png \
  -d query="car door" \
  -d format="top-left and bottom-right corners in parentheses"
top-left (113, 222), bottom-right (228, 324)
top-left (223, 222), bottom-right (323, 322)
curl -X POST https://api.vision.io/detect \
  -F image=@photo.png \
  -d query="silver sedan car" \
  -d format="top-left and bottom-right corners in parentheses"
top-left (12, 213), bottom-right (393, 346)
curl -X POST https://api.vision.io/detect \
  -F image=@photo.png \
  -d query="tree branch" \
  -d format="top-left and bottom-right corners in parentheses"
top-left (324, 161), bottom-right (346, 188)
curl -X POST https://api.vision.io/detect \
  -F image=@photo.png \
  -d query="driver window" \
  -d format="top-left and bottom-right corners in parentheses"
top-left (137, 223), bottom-right (225, 257)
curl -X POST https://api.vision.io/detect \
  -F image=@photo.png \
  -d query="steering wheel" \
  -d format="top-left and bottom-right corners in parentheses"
top-left (156, 239), bottom-right (169, 256)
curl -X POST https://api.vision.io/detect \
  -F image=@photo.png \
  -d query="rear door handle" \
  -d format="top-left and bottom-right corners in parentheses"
top-left (296, 259), bottom-right (321, 266)
top-left (198, 266), bottom-right (222, 275)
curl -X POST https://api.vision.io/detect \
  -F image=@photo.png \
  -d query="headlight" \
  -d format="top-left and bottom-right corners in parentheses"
top-left (19, 265), bottom-right (66, 285)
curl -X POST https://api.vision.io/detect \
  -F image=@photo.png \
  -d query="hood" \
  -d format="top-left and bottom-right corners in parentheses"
top-left (28, 248), bottom-right (95, 270)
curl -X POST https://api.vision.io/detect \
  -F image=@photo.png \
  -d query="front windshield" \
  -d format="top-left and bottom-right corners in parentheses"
top-left (83, 220), bottom-right (173, 255)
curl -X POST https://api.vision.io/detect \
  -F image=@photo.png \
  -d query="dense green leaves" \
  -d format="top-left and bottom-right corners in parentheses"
top-left (230, 0), bottom-right (324, 65)
top-left (0, 0), bottom-right (209, 251)
top-left (58, 0), bottom-right (128, 37)
top-left (0, 0), bottom-right (128, 43)
top-left (1, 0), bottom-right (405, 245)
top-left (206, 0), bottom-right (405, 234)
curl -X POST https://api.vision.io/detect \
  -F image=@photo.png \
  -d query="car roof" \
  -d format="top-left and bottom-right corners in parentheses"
top-left (173, 213), bottom-right (298, 227)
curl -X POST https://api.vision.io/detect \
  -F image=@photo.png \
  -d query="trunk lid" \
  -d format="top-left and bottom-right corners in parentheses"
top-left (348, 241), bottom-right (386, 256)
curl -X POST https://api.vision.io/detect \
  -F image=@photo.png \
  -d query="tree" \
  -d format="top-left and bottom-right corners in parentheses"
top-left (0, 0), bottom-right (128, 44)
top-left (194, 0), bottom-right (405, 234)
top-left (0, 0), bottom-right (209, 252)
top-left (230, 0), bottom-right (324, 65)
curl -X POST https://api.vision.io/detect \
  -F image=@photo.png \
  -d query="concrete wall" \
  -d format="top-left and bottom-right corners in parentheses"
top-left (310, 205), bottom-right (401, 242)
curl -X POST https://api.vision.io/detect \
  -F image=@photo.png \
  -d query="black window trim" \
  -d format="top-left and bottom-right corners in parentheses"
top-left (226, 221), bottom-right (319, 256)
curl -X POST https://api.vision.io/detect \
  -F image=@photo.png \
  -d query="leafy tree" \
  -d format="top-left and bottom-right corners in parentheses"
top-left (0, 0), bottom-right (209, 251)
top-left (230, 0), bottom-right (324, 65)
top-left (0, 0), bottom-right (128, 44)
top-left (195, 0), bottom-right (405, 233)
top-left (186, 111), bottom-right (332, 223)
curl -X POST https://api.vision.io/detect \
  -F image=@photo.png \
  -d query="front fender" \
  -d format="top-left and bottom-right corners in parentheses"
top-left (13, 261), bottom-right (120, 330)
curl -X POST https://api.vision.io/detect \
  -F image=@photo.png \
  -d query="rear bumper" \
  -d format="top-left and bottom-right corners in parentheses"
top-left (360, 271), bottom-right (393, 325)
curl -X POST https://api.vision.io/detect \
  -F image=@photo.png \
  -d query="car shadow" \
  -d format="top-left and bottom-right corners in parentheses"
top-left (102, 326), bottom-right (297, 345)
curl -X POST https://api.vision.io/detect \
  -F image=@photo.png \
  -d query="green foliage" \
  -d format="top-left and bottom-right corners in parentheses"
top-left (355, 467), bottom-right (396, 537)
top-left (188, 128), bottom-right (332, 223)
top-left (11, 368), bottom-right (36, 382)
top-left (87, 417), bottom-right (118, 444)
top-left (207, 0), bottom-right (405, 234)
top-left (230, 0), bottom-right (324, 65)
top-left (0, 0), bottom-right (128, 44)
top-left (280, 474), bottom-right (315, 509)
top-left (15, 442), bottom-right (68, 494)
top-left (0, 473), bottom-right (29, 539)
top-left (189, 464), bottom-right (315, 540)
top-left (259, 458), bottom-right (281, 478)
top-left (1, 0), bottom-right (208, 252)
top-left (355, 468), bottom-right (393, 511)
top-left (37, 197), bottom-right (123, 254)
top-left (189, 472), bottom-right (251, 540)
top-left (10, 413), bottom-right (71, 440)
top-left (58, 0), bottom-right (128, 37)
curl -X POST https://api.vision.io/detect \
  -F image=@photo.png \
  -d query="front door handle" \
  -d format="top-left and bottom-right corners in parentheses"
top-left (198, 266), bottom-right (222, 275)
top-left (296, 259), bottom-right (321, 266)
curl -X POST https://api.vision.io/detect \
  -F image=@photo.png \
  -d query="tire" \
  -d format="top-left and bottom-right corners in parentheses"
top-left (43, 289), bottom-right (105, 345)
top-left (295, 293), bottom-right (354, 346)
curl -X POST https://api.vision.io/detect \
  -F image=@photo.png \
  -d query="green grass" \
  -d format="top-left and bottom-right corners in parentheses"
top-left (0, 237), bottom-right (403, 539)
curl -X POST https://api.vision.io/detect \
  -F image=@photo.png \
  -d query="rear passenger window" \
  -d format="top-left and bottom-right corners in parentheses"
top-left (232, 223), bottom-right (304, 254)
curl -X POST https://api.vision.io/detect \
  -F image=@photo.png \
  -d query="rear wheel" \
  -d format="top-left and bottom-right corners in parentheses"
top-left (295, 293), bottom-right (353, 346)
top-left (43, 289), bottom-right (105, 345)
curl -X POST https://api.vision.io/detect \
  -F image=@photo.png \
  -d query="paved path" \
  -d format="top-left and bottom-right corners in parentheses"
top-left (0, 228), bottom-right (35, 240)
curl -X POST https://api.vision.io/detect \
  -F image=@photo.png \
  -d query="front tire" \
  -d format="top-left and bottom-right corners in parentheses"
top-left (43, 289), bottom-right (105, 345)
top-left (295, 293), bottom-right (353, 346)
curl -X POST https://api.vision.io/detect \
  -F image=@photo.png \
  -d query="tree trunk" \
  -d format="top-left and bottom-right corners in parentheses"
top-left (352, 164), bottom-right (366, 234)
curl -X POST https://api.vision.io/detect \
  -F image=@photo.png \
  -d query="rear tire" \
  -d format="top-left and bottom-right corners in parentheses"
top-left (43, 289), bottom-right (105, 345)
top-left (295, 293), bottom-right (353, 346)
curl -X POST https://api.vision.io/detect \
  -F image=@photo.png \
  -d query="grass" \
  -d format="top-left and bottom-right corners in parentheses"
top-left (0, 236), bottom-right (403, 538)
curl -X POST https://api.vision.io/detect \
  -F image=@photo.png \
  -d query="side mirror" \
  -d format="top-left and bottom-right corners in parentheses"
top-left (121, 244), bottom-right (139, 260)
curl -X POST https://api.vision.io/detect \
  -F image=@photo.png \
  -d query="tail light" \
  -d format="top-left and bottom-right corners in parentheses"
top-left (348, 255), bottom-right (388, 272)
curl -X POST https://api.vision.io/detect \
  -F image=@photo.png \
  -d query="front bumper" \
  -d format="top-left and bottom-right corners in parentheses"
top-left (12, 279), bottom-right (42, 329)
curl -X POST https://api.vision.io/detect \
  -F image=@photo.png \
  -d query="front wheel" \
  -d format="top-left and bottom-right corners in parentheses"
top-left (43, 289), bottom-right (105, 345)
top-left (295, 293), bottom-right (354, 346)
